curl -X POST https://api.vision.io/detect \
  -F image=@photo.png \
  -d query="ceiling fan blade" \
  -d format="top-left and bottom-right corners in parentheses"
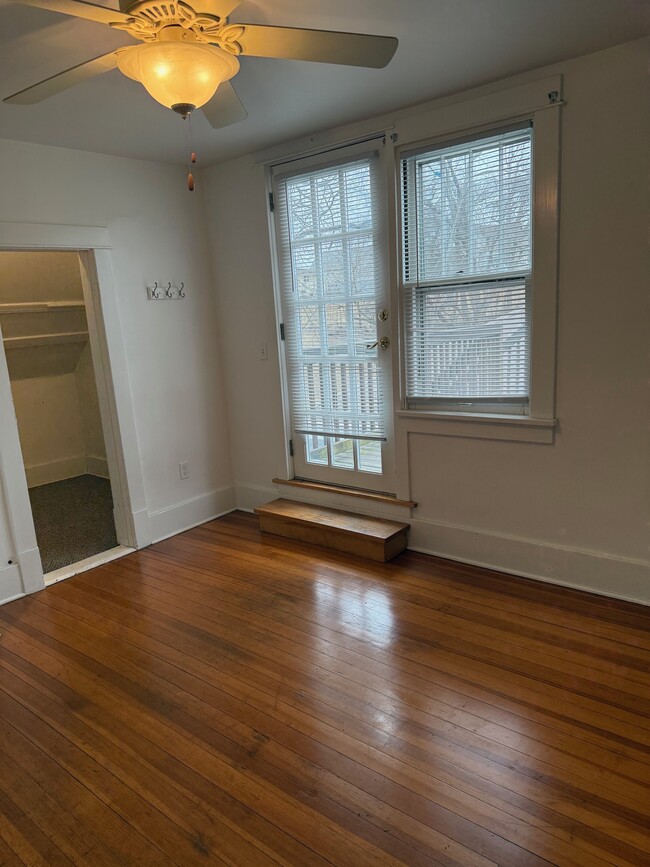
top-left (201, 80), bottom-right (247, 129)
top-left (4, 51), bottom-right (118, 104)
top-left (7, 0), bottom-right (131, 25)
top-left (195, 0), bottom-right (241, 19)
top-left (236, 24), bottom-right (398, 68)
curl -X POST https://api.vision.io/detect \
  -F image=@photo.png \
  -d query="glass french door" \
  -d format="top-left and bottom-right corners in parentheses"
top-left (272, 141), bottom-right (394, 492)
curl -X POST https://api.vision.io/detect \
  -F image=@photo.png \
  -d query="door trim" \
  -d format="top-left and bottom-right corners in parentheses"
top-left (0, 222), bottom-right (151, 599)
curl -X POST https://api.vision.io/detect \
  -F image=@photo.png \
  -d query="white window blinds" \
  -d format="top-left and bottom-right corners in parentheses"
top-left (401, 125), bottom-right (532, 409)
top-left (275, 153), bottom-right (386, 440)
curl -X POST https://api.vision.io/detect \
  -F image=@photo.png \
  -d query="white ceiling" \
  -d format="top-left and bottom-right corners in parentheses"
top-left (0, 0), bottom-right (647, 166)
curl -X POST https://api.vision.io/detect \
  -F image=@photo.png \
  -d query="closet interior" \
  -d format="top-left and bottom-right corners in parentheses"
top-left (0, 250), bottom-right (118, 575)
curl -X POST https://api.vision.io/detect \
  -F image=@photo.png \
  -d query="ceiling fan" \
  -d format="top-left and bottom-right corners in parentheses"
top-left (3, 1), bottom-right (399, 129)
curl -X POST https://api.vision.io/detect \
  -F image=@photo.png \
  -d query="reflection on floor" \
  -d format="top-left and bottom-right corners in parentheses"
top-left (28, 474), bottom-right (117, 573)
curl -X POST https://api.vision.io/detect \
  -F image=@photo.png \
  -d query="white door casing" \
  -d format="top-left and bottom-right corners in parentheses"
top-left (0, 222), bottom-right (151, 602)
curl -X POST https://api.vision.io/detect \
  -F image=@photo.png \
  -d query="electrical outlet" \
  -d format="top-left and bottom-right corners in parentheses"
top-left (179, 461), bottom-right (190, 480)
top-left (259, 341), bottom-right (269, 361)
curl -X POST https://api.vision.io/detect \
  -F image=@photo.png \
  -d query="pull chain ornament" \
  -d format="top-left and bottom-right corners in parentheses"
top-left (182, 111), bottom-right (197, 191)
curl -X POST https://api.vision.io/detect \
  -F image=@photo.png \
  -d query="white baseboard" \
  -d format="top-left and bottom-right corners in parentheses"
top-left (26, 455), bottom-right (86, 488)
top-left (85, 454), bottom-right (109, 479)
top-left (16, 545), bottom-right (45, 595)
top-left (0, 562), bottom-right (26, 606)
top-left (234, 483), bottom-right (650, 606)
top-left (234, 482), bottom-right (278, 512)
top-left (148, 485), bottom-right (236, 544)
top-left (131, 507), bottom-right (152, 550)
top-left (25, 453), bottom-right (110, 488)
top-left (408, 516), bottom-right (650, 607)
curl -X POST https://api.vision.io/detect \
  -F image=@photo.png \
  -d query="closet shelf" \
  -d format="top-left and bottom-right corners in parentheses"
top-left (0, 301), bottom-right (85, 314)
top-left (2, 331), bottom-right (89, 350)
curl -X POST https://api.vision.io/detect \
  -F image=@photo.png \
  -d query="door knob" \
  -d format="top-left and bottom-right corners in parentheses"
top-left (366, 336), bottom-right (390, 350)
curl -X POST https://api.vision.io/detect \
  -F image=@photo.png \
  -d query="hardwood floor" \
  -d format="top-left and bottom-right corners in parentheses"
top-left (0, 511), bottom-right (648, 866)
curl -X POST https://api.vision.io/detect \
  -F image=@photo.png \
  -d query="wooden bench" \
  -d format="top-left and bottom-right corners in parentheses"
top-left (254, 498), bottom-right (409, 562)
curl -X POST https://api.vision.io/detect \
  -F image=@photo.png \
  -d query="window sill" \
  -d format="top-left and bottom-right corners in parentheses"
top-left (395, 410), bottom-right (557, 443)
top-left (272, 477), bottom-right (417, 508)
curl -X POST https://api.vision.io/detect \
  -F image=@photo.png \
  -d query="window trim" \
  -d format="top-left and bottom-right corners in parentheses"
top-left (394, 93), bottom-right (561, 440)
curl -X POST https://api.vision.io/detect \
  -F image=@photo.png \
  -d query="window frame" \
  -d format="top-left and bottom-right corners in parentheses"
top-left (394, 97), bottom-right (561, 439)
top-left (400, 125), bottom-right (534, 414)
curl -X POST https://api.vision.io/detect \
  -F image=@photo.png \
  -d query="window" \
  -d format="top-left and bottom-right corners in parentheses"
top-left (401, 125), bottom-right (533, 414)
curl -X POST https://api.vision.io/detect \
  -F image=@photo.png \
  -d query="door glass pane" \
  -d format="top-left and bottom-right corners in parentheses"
top-left (331, 437), bottom-right (355, 469)
top-left (358, 440), bottom-right (382, 474)
top-left (306, 434), bottom-right (328, 465)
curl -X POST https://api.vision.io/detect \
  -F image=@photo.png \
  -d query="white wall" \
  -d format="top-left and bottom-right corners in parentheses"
top-left (10, 373), bottom-right (87, 486)
top-left (0, 250), bottom-right (84, 303)
top-left (0, 141), bottom-right (235, 603)
top-left (203, 38), bottom-right (649, 604)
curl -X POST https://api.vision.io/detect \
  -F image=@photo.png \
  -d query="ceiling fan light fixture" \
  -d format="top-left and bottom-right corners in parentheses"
top-left (117, 32), bottom-right (239, 112)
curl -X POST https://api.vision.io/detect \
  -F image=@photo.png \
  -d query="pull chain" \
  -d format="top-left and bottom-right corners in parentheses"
top-left (183, 112), bottom-right (197, 192)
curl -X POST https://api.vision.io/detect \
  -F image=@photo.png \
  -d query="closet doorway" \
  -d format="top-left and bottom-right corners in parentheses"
top-left (0, 249), bottom-right (132, 583)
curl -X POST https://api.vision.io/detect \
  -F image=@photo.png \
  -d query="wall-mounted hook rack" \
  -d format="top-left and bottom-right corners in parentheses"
top-left (146, 280), bottom-right (188, 301)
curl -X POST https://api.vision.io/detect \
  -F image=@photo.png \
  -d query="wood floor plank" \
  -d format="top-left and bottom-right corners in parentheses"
top-left (68, 556), bottom-right (643, 768)
top-left (59, 564), bottom-right (650, 819)
top-left (126, 543), bottom-right (650, 691)
top-left (142, 536), bottom-right (650, 741)
top-left (0, 745), bottom-right (121, 866)
top-left (0, 511), bottom-right (648, 867)
top-left (111, 550), bottom-right (650, 727)
top-left (0, 616), bottom-right (413, 867)
top-left (0, 648), bottom-right (327, 867)
top-left (18, 583), bottom-right (644, 867)
top-left (0, 834), bottom-right (24, 867)
top-left (54, 566), bottom-right (650, 785)
top-left (112, 551), bottom-right (650, 767)
top-left (202, 515), bottom-right (650, 646)
top-left (30, 577), bottom-right (649, 864)
top-left (0, 606), bottom-right (514, 866)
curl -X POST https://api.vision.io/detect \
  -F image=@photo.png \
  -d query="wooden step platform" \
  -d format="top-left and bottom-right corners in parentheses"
top-left (254, 498), bottom-right (409, 562)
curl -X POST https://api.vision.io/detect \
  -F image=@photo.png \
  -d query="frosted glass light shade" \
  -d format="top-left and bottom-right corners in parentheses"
top-left (117, 42), bottom-right (238, 110)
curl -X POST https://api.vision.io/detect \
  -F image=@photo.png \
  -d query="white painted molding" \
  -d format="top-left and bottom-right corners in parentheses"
top-left (0, 222), bottom-right (111, 250)
top-left (256, 74), bottom-right (562, 166)
top-left (79, 249), bottom-right (149, 550)
top-left (0, 562), bottom-right (26, 605)
top-left (0, 223), bottom-right (150, 598)
top-left (395, 413), bottom-right (557, 444)
top-left (132, 508), bottom-right (152, 549)
top-left (25, 455), bottom-right (87, 489)
top-left (148, 486), bottom-right (236, 544)
top-left (0, 310), bottom-right (44, 598)
top-left (395, 75), bottom-right (562, 152)
top-left (85, 454), bottom-right (110, 479)
top-left (15, 546), bottom-right (44, 595)
top-left (234, 483), bottom-right (278, 513)
top-left (408, 516), bottom-right (650, 606)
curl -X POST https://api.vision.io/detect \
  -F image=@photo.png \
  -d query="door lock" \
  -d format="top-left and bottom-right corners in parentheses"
top-left (366, 336), bottom-right (390, 350)
top-left (378, 308), bottom-right (389, 322)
